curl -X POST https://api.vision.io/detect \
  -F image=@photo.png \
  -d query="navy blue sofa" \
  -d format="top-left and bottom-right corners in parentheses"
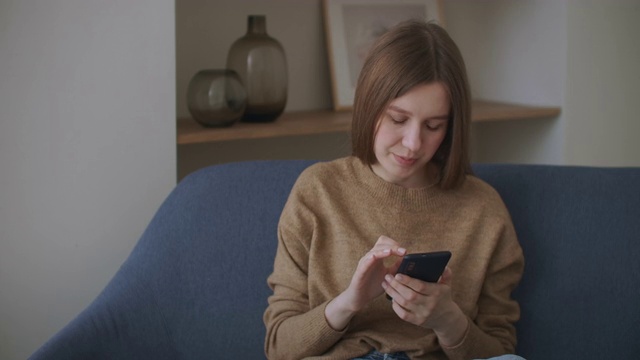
top-left (29, 160), bottom-right (640, 359)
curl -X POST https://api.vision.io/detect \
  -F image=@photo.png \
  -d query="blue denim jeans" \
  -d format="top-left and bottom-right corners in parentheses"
top-left (352, 351), bottom-right (525, 360)
top-left (351, 351), bottom-right (410, 360)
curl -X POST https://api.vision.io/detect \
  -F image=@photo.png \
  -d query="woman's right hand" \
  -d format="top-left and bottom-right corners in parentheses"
top-left (324, 235), bottom-right (406, 330)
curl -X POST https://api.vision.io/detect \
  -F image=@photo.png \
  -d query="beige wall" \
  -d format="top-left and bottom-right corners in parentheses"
top-left (564, 1), bottom-right (640, 166)
top-left (446, 0), bottom-right (567, 165)
top-left (0, 1), bottom-right (176, 359)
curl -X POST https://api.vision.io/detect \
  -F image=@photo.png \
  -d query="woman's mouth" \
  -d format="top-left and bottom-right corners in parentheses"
top-left (393, 154), bottom-right (417, 166)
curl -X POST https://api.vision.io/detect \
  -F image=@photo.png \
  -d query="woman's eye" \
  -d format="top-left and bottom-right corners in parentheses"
top-left (426, 123), bottom-right (443, 131)
top-left (390, 116), bottom-right (406, 124)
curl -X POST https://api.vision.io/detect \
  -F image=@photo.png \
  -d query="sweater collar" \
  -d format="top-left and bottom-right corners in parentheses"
top-left (348, 157), bottom-right (447, 212)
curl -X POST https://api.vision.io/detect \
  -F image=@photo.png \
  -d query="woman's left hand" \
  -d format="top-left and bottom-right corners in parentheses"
top-left (382, 267), bottom-right (469, 346)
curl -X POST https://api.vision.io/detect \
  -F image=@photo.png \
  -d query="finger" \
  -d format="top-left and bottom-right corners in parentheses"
top-left (439, 266), bottom-right (453, 286)
top-left (383, 276), bottom-right (411, 306)
top-left (385, 274), bottom-right (414, 305)
top-left (395, 273), bottom-right (432, 297)
top-left (381, 278), bottom-right (396, 300)
top-left (375, 236), bottom-right (407, 256)
top-left (370, 247), bottom-right (392, 259)
top-left (391, 299), bottom-right (418, 325)
top-left (375, 235), bottom-right (403, 252)
top-left (376, 235), bottom-right (397, 246)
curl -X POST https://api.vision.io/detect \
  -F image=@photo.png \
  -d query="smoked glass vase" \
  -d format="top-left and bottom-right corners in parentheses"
top-left (226, 15), bottom-right (288, 122)
top-left (186, 69), bottom-right (247, 127)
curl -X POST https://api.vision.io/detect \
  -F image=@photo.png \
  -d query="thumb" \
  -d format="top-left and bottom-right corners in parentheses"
top-left (439, 266), bottom-right (453, 285)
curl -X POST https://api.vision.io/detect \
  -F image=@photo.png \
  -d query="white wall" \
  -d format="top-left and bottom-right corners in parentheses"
top-left (444, 0), bottom-right (568, 165)
top-left (0, 1), bottom-right (176, 359)
top-left (445, 0), bottom-right (640, 166)
top-left (564, 0), bottom-right (640, 166)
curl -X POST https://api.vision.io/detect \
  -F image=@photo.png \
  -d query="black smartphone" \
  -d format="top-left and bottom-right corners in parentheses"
top-left (397, 251), bottom-right (452, 282)
top-left (386, 251), bottom-right (452, 300)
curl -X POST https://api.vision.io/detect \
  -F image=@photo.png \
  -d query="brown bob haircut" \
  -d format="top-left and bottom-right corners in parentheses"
top-left (351, 20), bottom-right (472, 190)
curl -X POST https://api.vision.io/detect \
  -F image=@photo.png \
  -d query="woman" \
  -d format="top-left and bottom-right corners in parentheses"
top-left (264, 20), bottom-right (524, 360)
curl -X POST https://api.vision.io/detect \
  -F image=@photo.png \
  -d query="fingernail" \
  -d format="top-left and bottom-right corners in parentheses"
top-left (395, 274), bottom-right (404, 281)
top-left (385, 274), bottom-right (393, 282)
top-left (398, 247), bottom-right (407, 254)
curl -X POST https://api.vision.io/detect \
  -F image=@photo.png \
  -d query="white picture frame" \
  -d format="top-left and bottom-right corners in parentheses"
top-left (323, 0), bottom-right (444, 111)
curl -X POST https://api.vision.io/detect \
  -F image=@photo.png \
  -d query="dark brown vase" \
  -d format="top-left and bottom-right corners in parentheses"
top-left (226, 15), bottom-right (288, 122)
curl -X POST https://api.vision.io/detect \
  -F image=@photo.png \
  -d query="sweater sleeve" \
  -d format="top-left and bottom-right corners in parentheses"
top-left (442, 216), bottom-right (525, 360)
top-left (263, 181), bottom-right (346, 359)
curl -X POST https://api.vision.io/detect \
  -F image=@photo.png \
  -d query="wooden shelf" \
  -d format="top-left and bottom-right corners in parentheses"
top-left (177, 100), bottom-right (560, 145)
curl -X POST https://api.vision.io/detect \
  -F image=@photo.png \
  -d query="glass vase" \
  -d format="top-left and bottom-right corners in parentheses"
top-left (226, 15), bottom-right (288, 122)
top-left (186, 69), bottom-right (247, 127)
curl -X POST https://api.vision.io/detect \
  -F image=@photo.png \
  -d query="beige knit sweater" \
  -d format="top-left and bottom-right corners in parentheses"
top-left (264, 157), bottom-right (524, 360)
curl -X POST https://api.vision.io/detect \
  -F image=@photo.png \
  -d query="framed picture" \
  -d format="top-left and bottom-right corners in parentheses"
top-left (323, 0), bottom-right (444, 111)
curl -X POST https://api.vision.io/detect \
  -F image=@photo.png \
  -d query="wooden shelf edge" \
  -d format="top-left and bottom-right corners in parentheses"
top-left (178, 100), bottom-right (561, 145)
top-left (177, 110), bottom-right (352, 145)
top-left (472, 99), bottom-right (561, 122)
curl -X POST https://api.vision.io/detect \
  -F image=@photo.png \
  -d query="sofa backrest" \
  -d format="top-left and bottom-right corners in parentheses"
top-left (30, 160), bottom-right (640, 360)
top-left (164, 161), bottom-right (640, 359)
top-left (127, 160), bottom-right (317, 359)
top-left (473, 164), bottom-right (640, 359)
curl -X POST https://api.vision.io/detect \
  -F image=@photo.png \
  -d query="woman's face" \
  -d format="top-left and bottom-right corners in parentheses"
top-left (371, 82), bottom-right (450, 188)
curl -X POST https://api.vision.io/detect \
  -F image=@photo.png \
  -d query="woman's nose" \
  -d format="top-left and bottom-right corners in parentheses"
top-left (402, 125), bottom-right (422, 152)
